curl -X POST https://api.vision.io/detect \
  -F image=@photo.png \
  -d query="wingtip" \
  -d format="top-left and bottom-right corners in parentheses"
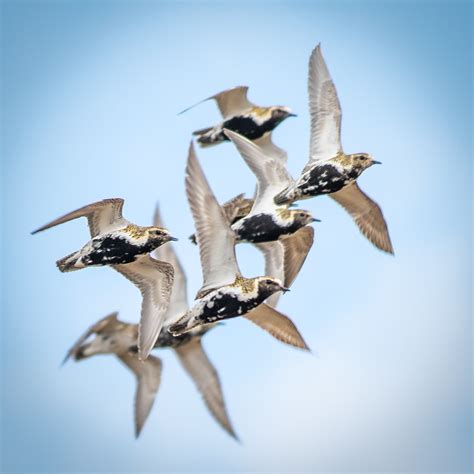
top-left (59, 354), bottom-right (70, 368)
top-left (229, 429), bottom-right (241, 444)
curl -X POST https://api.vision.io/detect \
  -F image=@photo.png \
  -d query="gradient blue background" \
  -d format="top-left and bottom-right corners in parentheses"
top-left (1, 1), bottom-right (472, 472)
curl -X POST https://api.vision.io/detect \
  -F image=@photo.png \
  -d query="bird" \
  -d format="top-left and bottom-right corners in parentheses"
top-left (273, 44), bottom-right (393, 254)
top-left (179, 85), bottom-right (295, 160)
top-left (167, 142), bottom-right (309, 353)
top-left (224, 129), bottom-right (318, 244)
top-left (31, 198), bottom-right (176, 359)
top-left (64, 204), bottom-right (238, 439)
top-left (63, 311), bottom-right (237, 439)
top-left (187, 189), bottom-right (314, 310)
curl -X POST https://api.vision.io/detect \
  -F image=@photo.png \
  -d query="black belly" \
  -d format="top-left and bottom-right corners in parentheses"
top-left (154, 329), bottom-right (194, 348)
top-left (299, 164), bottom-right (351, 197)
top-left (236, 213), bottom-right (301, 243)
top-left (83, 236), bottom-right (155, 266)
top-left (200, 293), bottom-right (261, 323)
top-left (221, 115), bottom-right (279, 141)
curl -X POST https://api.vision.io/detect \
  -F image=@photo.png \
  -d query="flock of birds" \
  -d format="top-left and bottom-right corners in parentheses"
top-left (32, 44), bottom-right (393, 439)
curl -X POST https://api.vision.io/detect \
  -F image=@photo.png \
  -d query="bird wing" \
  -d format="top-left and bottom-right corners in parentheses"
top-left (254, 241), bottom-right (284, 308)
top-left (185, 141), bottom-right (240, 295)
top-left (254, 226), bottom-right (314, 308)
top-left (224, 129), bottom-right (293, 215)
top-left (244, 303), bottom-right (309, 350)
top-left (114, 256), bottom-right (174, 360)
top-left (280, 226), bottom-right (315, 287)
top-left (152, 204), bottom-right (188, 324)
top-left (175, 338), bottom-right (237, 439)
top-left (253, 133), bottom-right (288, 164)
top-left (31, 198), bottom-right (127, 238)
top-left (221, 193), bottom-right (253, 224)
top-left (62, 312), bottom-right (120, 364)
top-left (118, 352), bottom-right (163, 438)
top-left (330, 182), bottom-right (394, 254)
top-left (303, 44), bottom-right (343, 173)
top-left (179, 86), bottom-right (255, 119)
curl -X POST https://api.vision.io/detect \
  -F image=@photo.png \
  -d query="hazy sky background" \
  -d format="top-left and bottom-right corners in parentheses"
top-left (1, 1), bottom-right (472, 473)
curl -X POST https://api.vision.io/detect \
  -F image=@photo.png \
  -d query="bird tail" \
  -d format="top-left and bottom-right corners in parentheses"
top-left (192, 125), bottom-right (214, 137)
top-left (273, 187), bottom-right (293, 205)
top-left (168, 314), bottom-right (199, 337)
top-left (56, 251), bottom-right (83, 272)
top-left (193, 126), bottom-right (223, 147)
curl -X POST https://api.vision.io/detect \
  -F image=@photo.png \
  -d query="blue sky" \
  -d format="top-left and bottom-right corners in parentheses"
top-left (1, 1), bottom-right (472, 473)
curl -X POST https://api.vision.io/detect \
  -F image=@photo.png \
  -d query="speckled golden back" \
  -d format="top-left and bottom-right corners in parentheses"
top-left (122, 224), bottom-right (147, 238)
top-left (231, 275), bottom-right (258, 294)
top-left (249, 106), bottom-right (273, 120)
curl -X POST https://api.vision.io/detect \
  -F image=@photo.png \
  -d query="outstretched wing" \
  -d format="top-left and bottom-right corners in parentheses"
top-left (304, 44), bottom-right (343, 172)
top-left (62, 312), bottom-right (120, 364)
top-left (114, 256), bottom-right (174, 360)
top-left (179, 86), bottom-right (255, 119)
top-left (221, 193), bottom-right (254, 224)
top-left (254, 226), bottom-right (314, 308)
top-left (175, 338), bottom-right (237, 439)
top-left (185, 141), bottom-right (240, 296)
top-left (330, 182), bottom-right (393, 254)
top-left (253, 132), bottom-right (288, 164)
top-left (254, 241), bottom-right (284, 308)
top-left (152, 204), bottom-right (188, 324)
top-left (32, 198), bottom-right (127, 238)
top-left (224, 129), bottom-right (293, 215)
top-left (280, 226), bottom-right (315, 288)
top-left (245, 303), bottom-right (310, 350)
top-left (118, 352), bottom-right (163, 438)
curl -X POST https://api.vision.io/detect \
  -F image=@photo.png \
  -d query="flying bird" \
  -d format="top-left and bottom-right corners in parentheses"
top-left (273, 44), bottom-right (393, 254)
top-left (64, 312), bottom-right (236, 439)
top-left (179, 85), bottom-right (294, 160)
top-left (224, 129), bottom-right (318, 244)
top-left (188, 187), bottom-right (314, 308)
top-left (32, 198), bottom-right (176, 359)
top-left (168, 142), bottom-right (309, 352)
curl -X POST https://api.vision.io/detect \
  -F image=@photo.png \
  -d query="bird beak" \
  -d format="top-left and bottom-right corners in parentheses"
top-left (168, 236), bottom-right (179, 241)
top-left (287, 113), bottom-right (297, 118)
top-left (372, 160), bottom-right (382, 165)
top-left (311, 218), bottom-right (321, 223)
top-left (281, 286), bottom-right (291, 293)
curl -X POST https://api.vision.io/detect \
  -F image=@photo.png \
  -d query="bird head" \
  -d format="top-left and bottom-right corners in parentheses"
top-left (257, 277), bottom-right (290, 299)
top-left (148, 226), bottom-right (178, 244)
top-left (270, 106), bottom-right (297, 123)
top-left (73, 325), bottom-right (136, 360)
top-left (289, 209), bottom-right (320, 227)
top-left (350, 153), bottom-right (381, 172)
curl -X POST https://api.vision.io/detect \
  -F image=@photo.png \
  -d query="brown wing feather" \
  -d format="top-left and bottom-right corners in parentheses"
top-left (31, 198), bottom-right (125, 238)
top-left (330, 182), bottom-right (394, 254)
top-left (118, 353), bottom-right (162, 438)
top-left (175, 338), bottom-right (237, 439)
top-left (245, 303), bottom-right (310, 351)
top-left (280, 226), bottom-right (315, 287)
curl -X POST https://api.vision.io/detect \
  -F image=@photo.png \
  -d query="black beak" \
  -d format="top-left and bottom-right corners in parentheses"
top-left (287, 113), bottom-right (297, 118)
top-left (281, 286), bottom-right (291, 293)
top-left (168, 236), bottom-right (179, 241)
top-left (312, 218), bottom-right (321, 223)
top-left (372, 160), bottom-right (382, 165)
